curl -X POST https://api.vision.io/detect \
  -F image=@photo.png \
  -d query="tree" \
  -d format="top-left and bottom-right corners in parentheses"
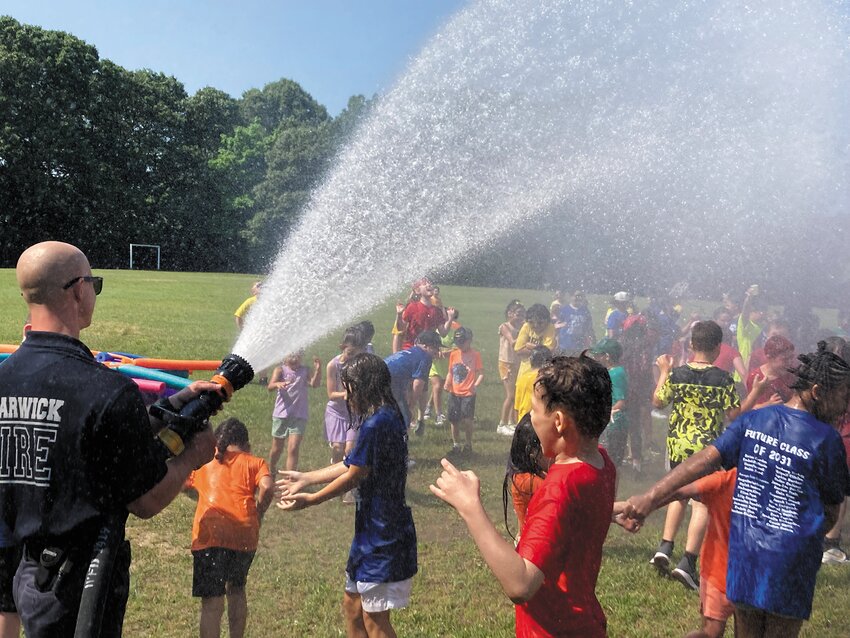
top-left (240, 78), bottom-right (329, 131)
top-left (0, 17), bottom-right (100, 265)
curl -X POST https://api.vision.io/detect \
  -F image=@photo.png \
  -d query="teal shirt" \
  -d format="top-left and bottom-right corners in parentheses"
top-left (609, 365), bottom-right (628, 429)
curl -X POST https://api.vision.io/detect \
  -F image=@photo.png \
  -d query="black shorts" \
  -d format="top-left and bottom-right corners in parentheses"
top-left (0, 545), bottom-right (21, 612)
top-left (447, 394), bottom-right (476, 423)
top-left (192, 548), bottom-right (255, 598)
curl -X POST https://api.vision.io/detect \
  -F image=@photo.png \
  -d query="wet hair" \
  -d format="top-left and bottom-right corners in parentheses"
top-left (534, 354), bottom-right (611, 438)
top-left (529, 345), bottom-right (552, 369)
top-left (415, 329), bottom-right (442, 350)
top-left (821, 336), bottom-right (850, 363)
top-left (214, 417), bottom-right (250, 463)
top-left (690, 321), bottom-right (723, 353)
top-left (790, 341), bottom-right (850, 392)
top-left (355, 320), bottom-right (375, 343)
top-left (502, 414), bottom-right (547, 540)
top-left (340, 352), bottom-right (402, 421)
top-left (340, 325), bottom-right (367, 350)
top-left (504, 299), bottom-right (523, 319)
top-left (526, 303), bottom-right (550, 325)
top-left (763, 335), bottom-right (794, 360)
top-left (454, 326), bottom-right (473, 344)
top-left (283, 350), bottom-right (304, 367)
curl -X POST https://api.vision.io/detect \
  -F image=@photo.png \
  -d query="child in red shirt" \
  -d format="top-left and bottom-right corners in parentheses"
top-left (432, 354), bottom-right (616, 637)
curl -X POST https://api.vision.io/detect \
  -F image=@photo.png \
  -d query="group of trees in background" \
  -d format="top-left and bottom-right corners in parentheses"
top-left (0, 16), bottom-right (370, 271)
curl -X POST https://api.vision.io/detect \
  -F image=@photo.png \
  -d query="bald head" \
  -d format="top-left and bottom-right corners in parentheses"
top-left (17, 241), bottom-right (91, 305)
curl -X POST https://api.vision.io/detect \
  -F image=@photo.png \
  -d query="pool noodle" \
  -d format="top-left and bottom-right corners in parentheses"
top-left (116, 365), bottom-right (193, 389)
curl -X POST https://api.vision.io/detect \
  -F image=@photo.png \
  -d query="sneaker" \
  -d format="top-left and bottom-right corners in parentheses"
top-left (435, 414), bottom-right (447, 427)
top-left (671, 565), bottom-right (700, 591)
top-left (414, 419), bottom-right (426, 437)
top-left (423, 406), bottom-right (432, 419)
top-left (650, 551), bottom-right (671, 574)
top-left (496, 424), bottom-right (515, 436)
top-left (446, 444), bottom-right (462, 460)
top-left (822, 547), bottom-right (850, 564)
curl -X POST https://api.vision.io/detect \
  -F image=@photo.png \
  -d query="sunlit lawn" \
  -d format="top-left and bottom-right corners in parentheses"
top-left (0, 270), bottom-right (847, 637)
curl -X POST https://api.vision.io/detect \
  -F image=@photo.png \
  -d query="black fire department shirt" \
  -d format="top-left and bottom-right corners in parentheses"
top-left (0, 331), bottom-right (168, 545)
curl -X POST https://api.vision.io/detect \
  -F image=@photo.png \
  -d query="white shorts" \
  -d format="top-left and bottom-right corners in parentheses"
top-left (344, 574), bottom-right (412, 613)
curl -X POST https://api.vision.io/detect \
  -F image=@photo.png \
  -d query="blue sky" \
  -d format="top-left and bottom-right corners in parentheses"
top-left (2, 0), bottom-right (467, 114)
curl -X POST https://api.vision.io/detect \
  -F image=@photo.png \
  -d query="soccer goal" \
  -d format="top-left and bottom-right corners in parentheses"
top-left (129, 244), bottom-right (161, 270)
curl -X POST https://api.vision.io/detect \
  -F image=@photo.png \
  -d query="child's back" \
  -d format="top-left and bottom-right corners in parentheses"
top-left (660, 364), bottom-right (738, 462)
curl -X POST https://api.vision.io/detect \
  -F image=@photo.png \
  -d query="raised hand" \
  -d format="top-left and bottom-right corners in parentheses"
top-left (429, 458), bottom-right (482, 517)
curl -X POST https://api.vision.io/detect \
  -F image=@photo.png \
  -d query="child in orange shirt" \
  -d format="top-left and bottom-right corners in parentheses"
top-left (502, 415), bottom-right (550, 543)
top-left (186, 418), bottom-right (274, 638)
top-left (616, 469), bottom-right (737, 638)
top-left (444, 327), bottom-right (484, 458)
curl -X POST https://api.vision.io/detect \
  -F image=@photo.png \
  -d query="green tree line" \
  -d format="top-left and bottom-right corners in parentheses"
top-left (0, 16), bottom-right (370, 271)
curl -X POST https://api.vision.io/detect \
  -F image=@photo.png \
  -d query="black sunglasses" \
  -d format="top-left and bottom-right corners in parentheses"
top-left (62, 276), bottom-right (103, 296)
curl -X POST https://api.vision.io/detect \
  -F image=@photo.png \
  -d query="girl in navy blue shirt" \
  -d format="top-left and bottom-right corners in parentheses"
top-left (277, 353), bottom-right (416, 637)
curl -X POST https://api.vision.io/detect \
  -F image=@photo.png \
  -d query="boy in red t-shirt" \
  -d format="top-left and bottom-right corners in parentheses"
top-left (444, 327), bottom-right (484, 458)
top-left (431, 354), bottom-right (616, 637)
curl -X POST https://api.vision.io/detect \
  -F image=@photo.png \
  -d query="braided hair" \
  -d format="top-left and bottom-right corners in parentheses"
top-left (790, 341), bottom-right (850, 392)
top-left (213, 417), bottom-right (250, 463)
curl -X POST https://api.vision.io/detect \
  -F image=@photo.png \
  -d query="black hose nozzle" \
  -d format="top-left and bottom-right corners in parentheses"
top-left (153, 353), bottom-right (254, 456)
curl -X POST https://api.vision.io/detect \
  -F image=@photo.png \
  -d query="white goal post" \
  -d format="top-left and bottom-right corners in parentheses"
top-left (129, 244), bottom-right (161, 270)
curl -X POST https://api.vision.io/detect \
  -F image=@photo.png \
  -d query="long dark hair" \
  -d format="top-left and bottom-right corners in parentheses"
top-left (502, 414), bottom-right (547, 540)
top-left (340, 353), bottom-right (402, 423)
top-left (213, 417), bottom-right (250, 463)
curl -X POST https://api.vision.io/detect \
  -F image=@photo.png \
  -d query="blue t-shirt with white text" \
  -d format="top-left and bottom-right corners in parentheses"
top-left (713, 405), bottom-right (849, 619)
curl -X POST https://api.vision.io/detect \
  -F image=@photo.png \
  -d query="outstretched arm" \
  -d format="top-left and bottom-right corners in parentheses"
top-left (624, 446), bottom-right (722, 523)
top-left (278, 464), bottom-right (368, 510)
top-left (430, 459), bottom-right (544, 603)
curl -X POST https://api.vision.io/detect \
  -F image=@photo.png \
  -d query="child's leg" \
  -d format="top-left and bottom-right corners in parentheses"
top-left (500, 371), bottom-right (515, 425)
top-left (684, 500), bottom-right (709, 556)
top-left (652, 498), bottom-right (686, 571)
top-left (662, 499), bottom-right (686, 543)
top-left (449, 420), bottom-right (461, 447)
top-left (342, 591), bottom-right (367, 638)
top-left (200, 596), bottom-right (225, 638)
top-left (285, 433), bottom-right (303, 471)
top-left (269, 436), bottom-right (286, 474)
top-left (331, 442), bottom-right (346, 465)
top-left (430, 375), bottom-right (443, 417)
top-left (462, 417), bottom-right (474, 449)
top-left (735, 606), bottom-right (803, 638)
top-left (362, 610), bottom-right (397, 638)
top-left (225, 584), bottom-right (248, 638)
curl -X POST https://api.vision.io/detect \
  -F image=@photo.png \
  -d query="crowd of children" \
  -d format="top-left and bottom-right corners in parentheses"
top-left (193, 279), bottom-right (850, 637)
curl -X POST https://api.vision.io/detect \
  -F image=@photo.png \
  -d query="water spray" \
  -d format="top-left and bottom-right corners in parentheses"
top-left (150, 353), bottom-right (254, 455)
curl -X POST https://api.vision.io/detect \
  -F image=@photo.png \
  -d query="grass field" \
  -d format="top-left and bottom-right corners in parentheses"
top-left (0, 269), bottom-right (848, 637)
